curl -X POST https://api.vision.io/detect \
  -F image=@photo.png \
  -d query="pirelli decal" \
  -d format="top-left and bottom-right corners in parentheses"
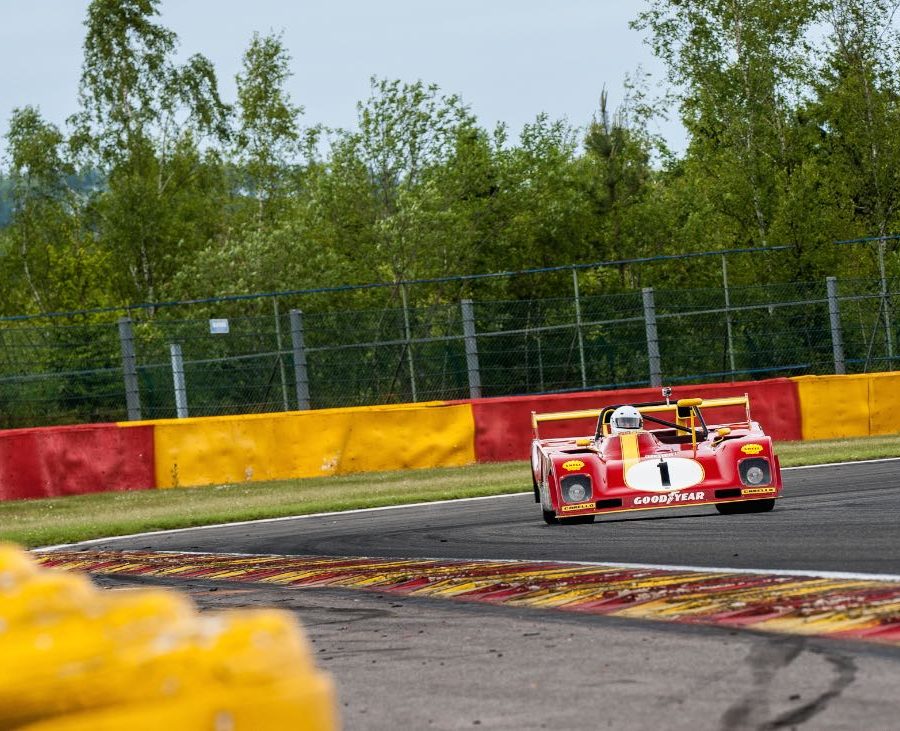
top-left (741, 487), bottom-right (777, 495)
top-left (561, 501), bottom-right (595, 512)
top-left (741, 444), bottom-right (764, 455)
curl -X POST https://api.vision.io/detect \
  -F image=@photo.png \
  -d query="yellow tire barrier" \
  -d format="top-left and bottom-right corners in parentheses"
top-left (16, 680), bottom-right (335, 731)
top-left (134, 402), bottom-right (475, 488)
top-left (0, 544), bottom-right (336, 730)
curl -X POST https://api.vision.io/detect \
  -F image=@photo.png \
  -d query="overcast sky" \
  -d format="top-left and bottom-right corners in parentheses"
top-left (0, 0), bottom-right (685, 161)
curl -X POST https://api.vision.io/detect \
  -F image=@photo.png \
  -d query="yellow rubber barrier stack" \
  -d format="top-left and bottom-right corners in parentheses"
top-left (0, 544), bottom-right (336, 730)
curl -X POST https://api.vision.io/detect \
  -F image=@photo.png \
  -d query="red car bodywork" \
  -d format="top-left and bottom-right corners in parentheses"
top-left (530, 395), bottom-right (783, 524)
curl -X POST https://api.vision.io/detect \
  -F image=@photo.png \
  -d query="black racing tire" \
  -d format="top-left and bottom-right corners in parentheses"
top-left (561, 514), bottom-right (596, 525)
top-left (543, 511), bottom-right (595, 525)
top-left (532, 472), bottom-right (540, 503)
top-left (715, 499), bottom-right (776, 515)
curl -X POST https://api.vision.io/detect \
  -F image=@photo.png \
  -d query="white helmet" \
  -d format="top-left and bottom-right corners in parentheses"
top-left (610, 405), bottom-right (643, 433)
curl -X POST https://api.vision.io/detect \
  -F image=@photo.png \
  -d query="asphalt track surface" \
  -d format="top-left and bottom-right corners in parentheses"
top-left (76, 460), bottom-right (900, 730)
top-left (86, 460), bottom-right (900, 576)
top-left (95, 573), bottom-right (900, 731)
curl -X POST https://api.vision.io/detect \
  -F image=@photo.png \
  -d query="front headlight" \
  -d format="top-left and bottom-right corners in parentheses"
top-left (739, 458), bottom-right (771, 486)
top-left (561, 474), bottom-right (592, 503)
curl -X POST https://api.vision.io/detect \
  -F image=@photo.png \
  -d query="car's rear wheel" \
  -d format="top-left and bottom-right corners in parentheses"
top-left (715, 499), bottom-right (776, 515)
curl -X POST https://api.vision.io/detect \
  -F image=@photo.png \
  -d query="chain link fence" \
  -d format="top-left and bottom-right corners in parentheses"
top-left (0, 272), bottom-right (898, 429)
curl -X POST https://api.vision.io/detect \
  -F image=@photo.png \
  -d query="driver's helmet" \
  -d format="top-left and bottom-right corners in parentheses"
top-left (610, 405), bottom-right (643, 433)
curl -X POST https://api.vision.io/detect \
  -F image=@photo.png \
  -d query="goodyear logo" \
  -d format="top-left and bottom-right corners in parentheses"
top-left (741, 444), bottom-right (764, 455)
top-left (561, 502), bottom-right (595, 512)
top-left (634, 491), bottom-right (704, 506)
top-left (562, 460), bottom-right (585, 471)
top-left (741, 487), bottom-right (776, 495)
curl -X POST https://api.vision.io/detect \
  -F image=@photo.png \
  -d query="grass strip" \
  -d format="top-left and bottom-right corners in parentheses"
top-left (1, 462), bottom-right (527, 548)
top-left (2, 433), bottom-right (898, 548)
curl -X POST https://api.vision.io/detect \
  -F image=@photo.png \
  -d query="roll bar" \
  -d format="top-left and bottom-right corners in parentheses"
top-left (530, 395), bottom-right (751, 440)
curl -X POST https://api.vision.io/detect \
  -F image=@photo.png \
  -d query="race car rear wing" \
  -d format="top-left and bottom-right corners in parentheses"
top-left (531, 395), bottom-right (751, 440)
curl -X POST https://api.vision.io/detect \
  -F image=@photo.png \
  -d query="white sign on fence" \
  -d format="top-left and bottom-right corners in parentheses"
top-left (209, 318), bottom-right (230, 334)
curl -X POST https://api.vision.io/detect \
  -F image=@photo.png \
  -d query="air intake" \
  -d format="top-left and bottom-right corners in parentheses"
top-left (715, 488), bottom-right (742, 499)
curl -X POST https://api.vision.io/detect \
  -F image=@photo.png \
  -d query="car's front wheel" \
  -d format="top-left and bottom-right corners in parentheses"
top-left (543, 509), bottom-right (596, 525)
top-left (562, 514), bottom-right (596, 525)
top-left (715, 499), bottom-right (776, 515)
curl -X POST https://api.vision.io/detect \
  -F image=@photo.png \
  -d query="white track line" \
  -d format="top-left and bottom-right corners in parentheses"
top-left (782, 456), bottom-right (900, 470)
top-left (34, 492), bottom-right (528, 551)
top-left (35, 456), bottom-right (900, 552)
top-left (542, 558), bottom-right (900, 583)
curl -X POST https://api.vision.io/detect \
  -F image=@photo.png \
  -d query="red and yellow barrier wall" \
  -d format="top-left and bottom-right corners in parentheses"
top-left (792, 371), bottom-right (900, 440)
top-left (146, 402), bottom-right (476, 488)
top-left (0, 423), bottom-right (155, 501)
top-left (2, 373), bottom-right (900, 500)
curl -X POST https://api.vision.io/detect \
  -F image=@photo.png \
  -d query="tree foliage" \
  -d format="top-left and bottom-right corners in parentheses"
top-left (3, 0), bottom-right (900, 319)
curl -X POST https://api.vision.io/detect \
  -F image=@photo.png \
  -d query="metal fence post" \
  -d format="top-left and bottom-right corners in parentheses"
top-left (573, 269), bottom-right (587, 388)
top-left (536, 334), bottom-right (545, 392)
top-left (721, 255), bottom-right (736, 379)
top-left (826, 276), bottom-right (846, 375)
top-left (290, 309), bottom-right (311, 410)
top-left (878, 240), bottom-right (894, 363)
top-left (642, 287), bottom-right (662, 387)
top-left (400, 283), bottom-right (418, 402)
top-left (118, 316), bottom-right (141, 421)
top-left (273, 299), bottom-right (290, 411)
top-left (461, 299), bottom-right (482, 399)
top-left (170, 343), bottom-right (188, 418)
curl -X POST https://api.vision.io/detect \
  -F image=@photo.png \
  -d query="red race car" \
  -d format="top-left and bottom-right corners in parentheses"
top-left (530, 390), bottom-right (783, 525)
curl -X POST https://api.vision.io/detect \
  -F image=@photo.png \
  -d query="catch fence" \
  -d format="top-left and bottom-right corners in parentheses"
top-left (0, 270), bottom-right (896, 429)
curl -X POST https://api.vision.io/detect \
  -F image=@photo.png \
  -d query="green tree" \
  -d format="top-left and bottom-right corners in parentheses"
top-left (351, 78), bottom-right (479, 282)
top-left (234, 31), bottom-right (305, 227)
top-left (634, 0), bottom-right (821, 248)
top-left (580, 77), bottom-right (676, 288)
top-left (71, 0), bottom-right (231, 304)
top-left (813, 0), bottom-right (900, 241)
top-left (2, 107), bottom-right (111, 314)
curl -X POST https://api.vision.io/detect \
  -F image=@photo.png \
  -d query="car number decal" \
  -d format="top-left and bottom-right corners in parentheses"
top-left (625, 457), bottom-right (705, 492)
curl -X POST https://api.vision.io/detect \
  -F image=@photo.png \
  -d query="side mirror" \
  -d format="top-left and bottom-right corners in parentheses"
top-left (713, 427), bottom-right (731, 443)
